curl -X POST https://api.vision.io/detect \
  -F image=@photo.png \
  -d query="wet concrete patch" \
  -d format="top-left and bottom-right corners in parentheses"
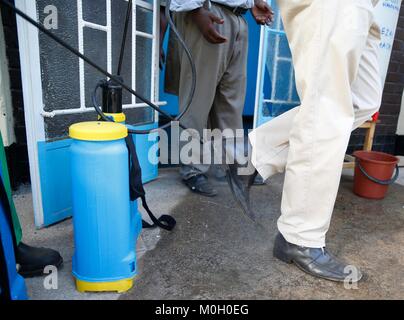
top-left (14, 168), bottom-right (404, 299)
top-left (121, 171), bottom-right (404, 300)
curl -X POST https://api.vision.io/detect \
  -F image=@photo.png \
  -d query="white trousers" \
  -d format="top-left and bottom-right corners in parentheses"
top-left (249, 0), bottom-right (382, 248)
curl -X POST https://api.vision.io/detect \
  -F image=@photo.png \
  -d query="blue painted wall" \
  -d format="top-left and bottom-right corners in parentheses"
top-left (38, 139), bottom-right (73, 226)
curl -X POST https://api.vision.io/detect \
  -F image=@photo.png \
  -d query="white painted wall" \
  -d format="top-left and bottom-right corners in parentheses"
top-left (397, 91), bottom-right (404, 135)
top-left (0, 14), bottom-right (16, 146)
top-left (375, 0), bottom-right (402, 88)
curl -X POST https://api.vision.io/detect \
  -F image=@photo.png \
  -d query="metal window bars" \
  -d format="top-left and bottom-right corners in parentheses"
top-left (41, 0), bottom-right (164, 119)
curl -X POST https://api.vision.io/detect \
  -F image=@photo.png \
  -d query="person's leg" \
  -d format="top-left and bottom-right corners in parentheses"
top-left (171, 7), bottom-right (234, 194)
top-left (249, 15), bottom-right (382, 183)
top-left (207, 9), bottom-right (259, 218)
top-left (249, 107), bottom-right (298, 180)
top-left (208, 9), bottom-right (248, 162)
top-left (170, 11), bottom-right (212, 182)
top-left (351, 22), bottom-right (383, 129)
top-left (275, 0), bottom-right (381, 282)
top-left (277, 0), bottom-right (380, 248)
top-left (248, 0), bottom-right (380, 281)
top-left (274, 18), bottom-right (382, 282)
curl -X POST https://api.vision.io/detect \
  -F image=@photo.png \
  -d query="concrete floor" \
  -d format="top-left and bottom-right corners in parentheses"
top-left (14, 166), bottom-right (404, 300)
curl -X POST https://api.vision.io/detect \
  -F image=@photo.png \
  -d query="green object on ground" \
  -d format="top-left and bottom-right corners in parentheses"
top-left (0, 133), bottom-right (22, 244)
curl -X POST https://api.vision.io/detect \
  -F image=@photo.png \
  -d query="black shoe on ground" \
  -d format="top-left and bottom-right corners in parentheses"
top-left (16, 242), bottom-right (63, 278)
top-left (226, 164), bottom-right (258, 221)
top-left (273, 233), bottom-right (363, 283)
top-left (183, 174), bottom-right (218, 197)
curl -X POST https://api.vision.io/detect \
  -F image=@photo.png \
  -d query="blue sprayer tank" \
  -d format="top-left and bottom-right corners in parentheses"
top-left (69, 121), bottom-right (142, 293)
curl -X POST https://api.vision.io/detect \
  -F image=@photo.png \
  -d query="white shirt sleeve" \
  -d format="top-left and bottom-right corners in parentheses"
top-left (169, 0), bottom-right (207, 12)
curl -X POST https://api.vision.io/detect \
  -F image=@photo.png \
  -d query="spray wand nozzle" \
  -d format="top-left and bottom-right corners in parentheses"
top-left (100, 78), bottom-right (123, 115)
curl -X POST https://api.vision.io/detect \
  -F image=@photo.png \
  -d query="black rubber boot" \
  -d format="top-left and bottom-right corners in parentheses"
top-left (16, 242), bottom-right (63, 278)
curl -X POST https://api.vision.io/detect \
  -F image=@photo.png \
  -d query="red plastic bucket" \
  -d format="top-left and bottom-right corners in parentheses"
top-left (353, 151), bottom-right (399, 200)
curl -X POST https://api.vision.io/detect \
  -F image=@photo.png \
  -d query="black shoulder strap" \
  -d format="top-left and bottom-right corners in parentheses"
top-left (125, 136), bottom-right (176, 231)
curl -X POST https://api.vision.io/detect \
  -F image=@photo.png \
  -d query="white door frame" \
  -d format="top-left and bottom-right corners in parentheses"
top-left (253, 24), bottom-right (267, 129)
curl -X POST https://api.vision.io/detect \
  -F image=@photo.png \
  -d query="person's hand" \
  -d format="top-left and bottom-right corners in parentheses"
top-left (251, 0), bottom-right (274, 26)
top-left (190, 7), bottom-right (227, 44)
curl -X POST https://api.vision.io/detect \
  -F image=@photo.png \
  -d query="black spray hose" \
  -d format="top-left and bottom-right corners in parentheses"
top-left (117, 0), bottom-right (132, 77)
top-left (0, 0), bottom-right (197, 138)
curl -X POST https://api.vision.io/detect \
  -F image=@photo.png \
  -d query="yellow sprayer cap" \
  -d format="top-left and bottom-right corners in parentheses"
top-left (69, 121), bottom-right (128, 141)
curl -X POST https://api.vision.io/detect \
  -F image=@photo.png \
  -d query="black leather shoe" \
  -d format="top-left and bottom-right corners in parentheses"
top-left (273, 233), bottom-right (363, 283)
top-left (183, 174), bottom-right (218, 197)
top-left (16, 242), bottom-right (63, 278)
top-left (226, 164), bottom-right (258, 221)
